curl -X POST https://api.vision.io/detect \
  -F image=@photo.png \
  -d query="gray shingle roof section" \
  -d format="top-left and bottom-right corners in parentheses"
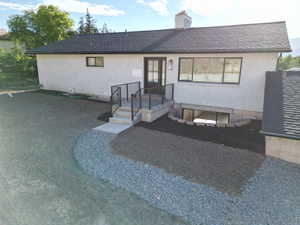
top-left (262, 71), bottom-right (300, 140)
top-left (282, 72), bottom-right (300, 137)
top-left (27, 21), bottom-right (291, 54)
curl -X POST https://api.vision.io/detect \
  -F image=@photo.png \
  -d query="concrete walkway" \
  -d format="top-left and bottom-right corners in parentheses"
top-left (0, 92), bottom-right (187, 225)
top-left (94, 122), bottom-right (132, 134)
top-left (0, 88), bottom-right (39, 95)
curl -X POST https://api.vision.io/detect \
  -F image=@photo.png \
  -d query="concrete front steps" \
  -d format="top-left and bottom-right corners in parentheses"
top-left (109, 107), bottom-right (139, 125)
top-left (109, 101), bottom-right (173, 126)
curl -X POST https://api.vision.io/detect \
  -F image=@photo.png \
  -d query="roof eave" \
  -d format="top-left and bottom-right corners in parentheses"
top-left (27, 48), bottom-right (292, 55)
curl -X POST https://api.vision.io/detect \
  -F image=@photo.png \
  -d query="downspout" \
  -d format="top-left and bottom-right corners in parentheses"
top-left (276, 52), bottom-right (282, 71)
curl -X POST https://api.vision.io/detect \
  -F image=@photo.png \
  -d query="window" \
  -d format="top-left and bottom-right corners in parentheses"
top-left (193, 58), bottom-right (224, 82)
top-left (183, 109), bottom-right (193, 121)
top-left (179, 58), bottom-right (193, 81)
top-left (86, 57), bottom-right (104, 67)
top-left (223, 58), bottom-right (242, 83)
top-left (182, 108), bottom-right (230, 125)
top-left (148, 60), bottom-right (159, 82)
top-left (178, 57), bottom-right (242, 84)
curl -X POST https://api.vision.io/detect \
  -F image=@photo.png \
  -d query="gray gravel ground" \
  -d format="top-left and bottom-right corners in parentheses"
top-left (74, 129), bottom-right (300, 225)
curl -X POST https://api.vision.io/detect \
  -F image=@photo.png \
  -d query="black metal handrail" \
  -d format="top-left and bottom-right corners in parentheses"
top-left (111, 81), bottom-right (141, 114)
top-left (111, 81), bottom-right (140, 101)
top-left (111, 87), bottom-right (121, 114)
top-left (131, 83), bottom-right (174, 121)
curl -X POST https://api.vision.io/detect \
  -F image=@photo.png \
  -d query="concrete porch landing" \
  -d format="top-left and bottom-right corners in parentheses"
top-left (94, 123), bottom-right (132, 134)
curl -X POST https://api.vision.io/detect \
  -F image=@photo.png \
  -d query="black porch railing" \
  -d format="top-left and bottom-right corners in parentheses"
top-left (110, 81), bottom-right (140, 114)
top-left (131, 83), bottom-right (174, 120)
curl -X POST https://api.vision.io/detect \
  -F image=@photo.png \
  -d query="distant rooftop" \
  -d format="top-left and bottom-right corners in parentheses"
top-left (0, 28), bottom-right (7, 36)
top-left (262, 71), bottom-right (300, 140)
top-left (28, 21), bottom-right (291, 54)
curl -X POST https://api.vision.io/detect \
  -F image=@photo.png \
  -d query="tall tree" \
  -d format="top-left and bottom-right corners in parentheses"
top-left (100, 23), bottom-right (109, 33)
top-left (84, 9), bottom-right (98, 34)
top-left (8, 5), bottom-right (74, 49)
top-left (279, 55), bottom-right (300, 70)
top-left (78, 17), bottom-right (85, 34)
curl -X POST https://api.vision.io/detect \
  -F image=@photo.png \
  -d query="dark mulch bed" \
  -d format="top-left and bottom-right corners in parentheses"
top-left (111, 126), bottom-right (265, 195)
top-left (137, 116), bottom-right (265, 154)
top-left (97, 111), bottom-right (112, 122)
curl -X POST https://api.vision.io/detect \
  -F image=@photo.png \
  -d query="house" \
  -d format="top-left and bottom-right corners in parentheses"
top-left (0, 29), bottom-right (14, 52)
top-left (0, 28), bottom-right (7, 36)
top-left (262, 71), bottom-right (300, 164)
top-left (28, 11), bottom-right (291, 127)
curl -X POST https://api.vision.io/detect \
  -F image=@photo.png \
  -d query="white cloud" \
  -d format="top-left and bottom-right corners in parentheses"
top-left (0, 0), bottom-right (125, 16)
top-left (181, 0), bottom-right (300, 38)
top-left (232, 0), bottom-right (300, 38)
top-left (137, 0), bottom-right (169, 16)
top-left (43, 0), bottom-right (125, 16)
top-left (0, 1), bottom-right (34, 11)
top-left (181, 0), bottom-right (234, 16)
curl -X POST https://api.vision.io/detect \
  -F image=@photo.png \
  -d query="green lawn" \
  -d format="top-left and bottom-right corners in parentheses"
top-left (0, 72), bottom-right (39, 91)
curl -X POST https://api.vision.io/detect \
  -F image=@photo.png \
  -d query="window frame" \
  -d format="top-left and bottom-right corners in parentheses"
top-left (182, 108), bottom-right (231, 124)
top-left (178, 57), bottom-right (242, 84)
top-left (86, 56), bottom-right (104, 67)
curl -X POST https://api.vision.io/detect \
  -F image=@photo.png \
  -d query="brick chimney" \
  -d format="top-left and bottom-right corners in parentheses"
top-left (175, 10), bottom-right (192, 29)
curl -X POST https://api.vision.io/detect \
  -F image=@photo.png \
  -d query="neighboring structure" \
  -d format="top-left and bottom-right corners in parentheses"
top-left (28, 11), bottom-right (291, 127)
top-left (262, 71), bottom-right (300, 164)
top-left (0, 28), bottom-right (15, 52)
top-left (0, 28), bottom-right (7, 36)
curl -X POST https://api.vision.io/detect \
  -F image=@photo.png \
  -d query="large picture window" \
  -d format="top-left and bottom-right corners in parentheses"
top-left (178, 57), bottom-right (242, 84)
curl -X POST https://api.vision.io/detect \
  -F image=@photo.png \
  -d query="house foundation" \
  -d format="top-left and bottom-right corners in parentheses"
top-left (169, 103), bottom-right (261, 127)
top-left (265, 136), bottom-right (300, 164)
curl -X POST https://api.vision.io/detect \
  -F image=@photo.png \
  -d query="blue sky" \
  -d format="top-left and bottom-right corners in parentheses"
top-left (0, 0), bottom-right (299, 38)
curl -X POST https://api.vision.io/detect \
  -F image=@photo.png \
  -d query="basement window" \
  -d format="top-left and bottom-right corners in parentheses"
top-left (182, 108), bottom-right (230, 125)
top-left (86, 57), bottom-right (104, 67)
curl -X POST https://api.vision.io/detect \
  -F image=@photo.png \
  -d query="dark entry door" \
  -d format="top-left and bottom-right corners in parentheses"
top-left (144, 58), bottom-right (166, 94)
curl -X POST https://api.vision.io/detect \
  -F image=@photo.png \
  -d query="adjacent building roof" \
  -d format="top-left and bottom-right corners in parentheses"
top-left (262, 71), bottom-right (300, 140)
top-left (27, 21), bottom-right (291, 54)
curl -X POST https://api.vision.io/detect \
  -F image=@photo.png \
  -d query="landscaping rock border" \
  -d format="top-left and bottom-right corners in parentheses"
top-left (168, 112), bottom-right (252, 128)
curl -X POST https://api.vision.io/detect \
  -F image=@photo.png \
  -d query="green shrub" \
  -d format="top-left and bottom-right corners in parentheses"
top-left (0, 46), bottom-right (37, 77)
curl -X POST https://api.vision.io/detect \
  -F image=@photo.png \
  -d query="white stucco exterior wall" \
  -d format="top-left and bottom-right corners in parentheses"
top-left (37, 54), bottom-right (144, 99)
top-left (37, 52), bottom-right (278, 112)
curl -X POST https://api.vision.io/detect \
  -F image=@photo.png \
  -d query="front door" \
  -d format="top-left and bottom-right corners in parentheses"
top-left (144, 58), bottom-right (166, 94)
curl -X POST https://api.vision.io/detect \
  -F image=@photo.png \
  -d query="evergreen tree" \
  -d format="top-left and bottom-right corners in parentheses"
top-left (84, 9), bottom-right (98, 34)
top-left (100, 23), bottom-right (109, 33)
top-left (78, 17), bottom-right (85, 34)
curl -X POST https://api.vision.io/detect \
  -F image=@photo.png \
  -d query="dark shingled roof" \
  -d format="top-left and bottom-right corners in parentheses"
top-left (262, 71), bottom-right (300, 140)
top-left (27, 21), bottom-right (291, 54)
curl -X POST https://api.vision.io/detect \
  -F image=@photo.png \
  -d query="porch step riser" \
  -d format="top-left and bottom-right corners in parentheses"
top-left (109, 117), bottom-right (133, 125)
top-left (114, 112), bottom-right (132, 119)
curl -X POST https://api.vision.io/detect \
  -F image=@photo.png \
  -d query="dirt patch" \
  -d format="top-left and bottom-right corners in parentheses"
top-left (137, 116), bottom-right (265, 154)
top-left (111, 126), bottom-right (265, 195)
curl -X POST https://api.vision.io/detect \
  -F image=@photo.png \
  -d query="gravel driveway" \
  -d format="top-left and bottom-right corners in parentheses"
top-left (74, 126), bottom-right (300, 225)
top-left (0, 92), bottom-right (188, 225)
